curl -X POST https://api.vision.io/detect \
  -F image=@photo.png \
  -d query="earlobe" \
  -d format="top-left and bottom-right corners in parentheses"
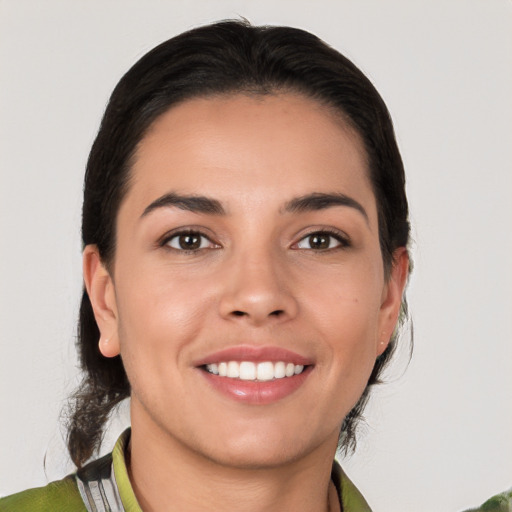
top-left (83, 245), bottom-right (121, 358)
top-left (98, 336), bottom-right (120, 358)
top-left (377, 247), bottom-right (409, 356)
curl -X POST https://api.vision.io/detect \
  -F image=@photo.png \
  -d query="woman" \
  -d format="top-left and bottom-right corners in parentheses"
top-left (0, 20), bottom-right (410, 511)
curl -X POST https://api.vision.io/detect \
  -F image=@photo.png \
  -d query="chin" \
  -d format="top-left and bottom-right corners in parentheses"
top-left (202, 443), bottom-right (304, 470)
top-left (189, 426), bottom-right (327, 470)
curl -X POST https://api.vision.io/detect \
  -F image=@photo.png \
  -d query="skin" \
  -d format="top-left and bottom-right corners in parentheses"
top-left (84, 93), bottom-right (409, 511)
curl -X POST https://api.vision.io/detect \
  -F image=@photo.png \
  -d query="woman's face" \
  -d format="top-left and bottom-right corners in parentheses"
top-left (87, 93), bottom-right (407, 468)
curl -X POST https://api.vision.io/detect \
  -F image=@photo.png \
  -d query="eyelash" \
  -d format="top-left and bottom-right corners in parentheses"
top-left (159, 228), bottom-right (351, 254)
top-left (160, 229), bottom-right (219, 253)
top-left (293, 229), bottom-right (351, 251)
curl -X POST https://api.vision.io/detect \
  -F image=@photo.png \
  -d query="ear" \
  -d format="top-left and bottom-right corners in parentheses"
top-left (83, 245), bottom-right (120, 358)
top-left (377, 247), bottom-right (409, 356)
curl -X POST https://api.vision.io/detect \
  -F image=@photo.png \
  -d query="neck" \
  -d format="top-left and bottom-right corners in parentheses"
top-left (128, 415), bottom-right (340, 512)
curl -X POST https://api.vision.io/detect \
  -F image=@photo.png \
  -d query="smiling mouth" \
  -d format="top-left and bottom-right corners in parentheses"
top-left (203, 361), bottom-right (306, 381)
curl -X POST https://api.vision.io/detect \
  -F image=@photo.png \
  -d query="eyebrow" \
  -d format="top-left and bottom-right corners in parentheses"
top-left (283, 192), bottom-right (369, 223)
top-left (141, 193), bottom-right (225, 217)
top-left (140, 191), bottom-right (368, 223)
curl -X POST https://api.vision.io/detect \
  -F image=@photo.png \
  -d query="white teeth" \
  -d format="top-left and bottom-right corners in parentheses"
top-left (274, 361), bottom-right (286, 379)
top-left (227, 361), bottom-right (239, 378)
top-left (218, 362), bottom-right (227, 377)
top-left (205, 361), bottom-right (306, 381)
top-left (257, 362), bottom-right (274, 381)
top-left (239, 361), bottom-right (256, 380)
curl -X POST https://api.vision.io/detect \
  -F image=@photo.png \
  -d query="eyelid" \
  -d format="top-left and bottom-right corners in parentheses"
top-left (291, 228), bottom-right (351, 250)
top-left (156, 226), bottom-right (350, 252)
top-left (158, 227), bottom-right (220, 251)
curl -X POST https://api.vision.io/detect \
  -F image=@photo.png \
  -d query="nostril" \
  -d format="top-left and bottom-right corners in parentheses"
top-left (231, 309), bottom-right (284, 318)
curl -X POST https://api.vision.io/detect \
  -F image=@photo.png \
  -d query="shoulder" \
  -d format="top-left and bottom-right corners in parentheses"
top-left (462, 487), bottom-right (512, 512)
top-left (0, 451), bottom-right (116, 512)
top-left (0, 475), bottom-right (86, 512)
top-left (332, 461), bottom-right (372, 512)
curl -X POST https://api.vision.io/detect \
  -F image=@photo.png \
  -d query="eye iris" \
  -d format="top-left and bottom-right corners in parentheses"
top-left (309, 234), bottom-right (330, 249)
top-left (179, 234), bottom-right (201, 250)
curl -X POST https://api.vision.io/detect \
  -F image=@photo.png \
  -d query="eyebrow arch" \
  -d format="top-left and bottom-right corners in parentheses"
top-left (283, 192), bottom-right (369, 223)
top-left (141, 192), bottom-right (225, 218)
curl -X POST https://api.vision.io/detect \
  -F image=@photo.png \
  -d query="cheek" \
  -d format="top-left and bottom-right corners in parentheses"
top-left (114, 266), bottom-right (213, 364)
top-left (303, 259), bottom-right (384, 371)
top-left (306, 253), bottom-right (383, 324)
top-left (112, 268), bottom-right (217, 412)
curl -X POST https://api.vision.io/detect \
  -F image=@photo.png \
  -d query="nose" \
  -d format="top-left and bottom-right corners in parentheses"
top-left (218, 249), bottom-right (298, 326)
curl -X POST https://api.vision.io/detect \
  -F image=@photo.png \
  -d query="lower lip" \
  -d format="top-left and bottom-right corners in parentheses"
top-left (199, 367), bottom-right (312, 405)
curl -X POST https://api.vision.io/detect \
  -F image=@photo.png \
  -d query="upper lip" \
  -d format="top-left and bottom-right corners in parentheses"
top-left (193, 345), bottom-right (313, 367)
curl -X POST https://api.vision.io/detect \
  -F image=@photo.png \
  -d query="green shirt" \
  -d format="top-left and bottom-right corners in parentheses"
top-left (0, 429), bottom-right (372, 511)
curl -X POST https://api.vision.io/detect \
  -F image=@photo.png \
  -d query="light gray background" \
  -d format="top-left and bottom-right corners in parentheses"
top-left (1, 1), bottom-right (511, 510)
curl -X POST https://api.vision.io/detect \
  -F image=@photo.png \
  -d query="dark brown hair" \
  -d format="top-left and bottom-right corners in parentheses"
top-left (67, 19), bottom-right (410, 467)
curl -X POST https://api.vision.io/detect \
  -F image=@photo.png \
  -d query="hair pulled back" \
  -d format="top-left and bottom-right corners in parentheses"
top-left (68, 19), bottom-right (410, 467)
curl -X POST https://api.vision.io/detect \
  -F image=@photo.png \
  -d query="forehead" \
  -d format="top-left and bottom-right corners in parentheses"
top-left (124, 93), bottom-right (376, 220)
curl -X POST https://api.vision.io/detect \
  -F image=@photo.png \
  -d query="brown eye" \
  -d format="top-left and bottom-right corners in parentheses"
top-left (296, 231), bottom-right (347, 250)
top-left (166, 231), bottom-right (214, 251)
top-left (308, 234), bottom-right (330, 249)
top-left (179, 234), bottom-right (201, 250)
